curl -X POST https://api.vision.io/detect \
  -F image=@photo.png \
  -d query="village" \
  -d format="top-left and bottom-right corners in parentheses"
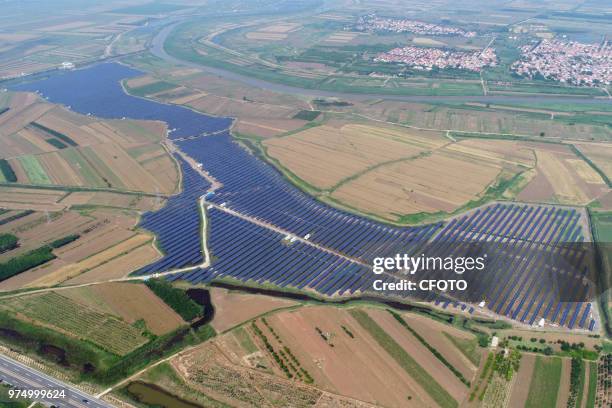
top-left (512, 39), bottom-right (612, 86)
top-left (353, 14), bottom-right (477, 37)
top-left (374, 45), bottom-right (497, 72)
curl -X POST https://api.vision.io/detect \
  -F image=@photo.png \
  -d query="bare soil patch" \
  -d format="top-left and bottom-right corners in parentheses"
top-left (210, 288), bottom-right (298, 333)
top-left (508, 353), bottom-right (536, 408)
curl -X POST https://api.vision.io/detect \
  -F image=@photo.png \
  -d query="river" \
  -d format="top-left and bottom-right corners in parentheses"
top-left (151, 22), bottom-right (612, 106)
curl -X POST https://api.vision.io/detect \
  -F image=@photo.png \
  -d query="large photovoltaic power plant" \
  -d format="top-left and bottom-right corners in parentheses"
top-left (137, 156), bottom-right (210, 274)
top-left (14, 63), bottom-right (598, 332)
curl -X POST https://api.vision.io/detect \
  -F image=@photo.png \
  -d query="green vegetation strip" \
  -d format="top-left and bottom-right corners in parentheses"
top-left (45, 138), bottom-right (68, 149)
top-left (0, 159), bottom-right (17, 182)
top-left (442, 332), bottom-right (481, 366)
top-left (570, 145), bottom-right (611, 187)
top-left (387, 309), bottom-right (470, 386)
top-left (586, 361), bottom-right (597, 408)
top-left (349, 309), bottom-right (457, 408)
top-left (292, 110), bottom-right (321, 121)
top-left (31, 122), bottom-right (77, 146)
top-left (0, 246), bottom-right (56, 282)
top-left (525, 356), bottom-right (562, 408)
top-left (569, 357), bottom-right (586, 408)
top-left (50, 234), bottom-right (80, 249)
top-left (0, 211), bottom-right (34, 226)
top-left (128, 81), bottom-right (177, 97)
top-left (0, 233), bottom-right (79, 280)
top-left (17, 156), bottom-right (51, 185)
top-left (0, 233), bottom-right (18, 253)
top-left (145, 279), bottom-right (203, 321)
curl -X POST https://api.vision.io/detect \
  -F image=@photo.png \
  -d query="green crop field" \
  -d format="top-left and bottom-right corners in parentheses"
top-left (234, 327), bottom-right (258, 354)
top-left (442, 332), bottom-right (481, 366)
top-left (1, 292), bottom-right (148, 355)
top-left (127, 81), bottom-right (178, 97)
top-left (586, 361), bottom-right (597, 408)
top-left (525, 356), bottom-right (563, 408)
top-left (17, 156), bottom-right (50, 185)
top-left (59, 149), bottom-right (105, 187)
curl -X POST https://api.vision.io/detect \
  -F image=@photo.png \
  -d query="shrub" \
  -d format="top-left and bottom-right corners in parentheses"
top-left (50, 234), bottom-right (80, 249)
top-left (0, 233), bottom-right (18, 253)
top-left (0, 159), bottom-right (17, 182)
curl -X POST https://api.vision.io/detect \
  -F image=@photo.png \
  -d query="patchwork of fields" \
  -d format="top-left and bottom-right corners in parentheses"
top-left (263, 122), bottom-right (609, 219)
top-left (0, 91), bottom-right (180, 194)
top-left (0, 207), bottom-right (160, 290)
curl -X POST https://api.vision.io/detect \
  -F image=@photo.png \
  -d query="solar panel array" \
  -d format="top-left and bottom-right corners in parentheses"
top-left (420, 204), bottom-right (596, 331)
top-left (15, 62), bottom-right (595, 331)
top-left (177, 135), bottom-right (439, 262)
top-left (166, 208), bottom-right (374, 296)
top-left (141, 136), bottom-right (596, 331)
top-left (12, 63), bottom-right (233, 139)
top-left (137, 156), bottom-right (210, 273)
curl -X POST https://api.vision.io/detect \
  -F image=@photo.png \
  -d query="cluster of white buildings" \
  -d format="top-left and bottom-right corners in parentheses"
top-left (374, 46), bottom-right (497, 72)
top-left (354, 15), bottom-right (476, 37)
top-left (512, 39), bottom-right (612, 86)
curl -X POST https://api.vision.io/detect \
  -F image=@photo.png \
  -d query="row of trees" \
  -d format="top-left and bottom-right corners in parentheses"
top-left (145, 279), bottom-right (203, 321)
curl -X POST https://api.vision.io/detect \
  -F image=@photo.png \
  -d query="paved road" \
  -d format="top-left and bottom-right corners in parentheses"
top-left (151, 22), bottom-right (612, 105)
top-left (0, 354), bottom-right (111, 408)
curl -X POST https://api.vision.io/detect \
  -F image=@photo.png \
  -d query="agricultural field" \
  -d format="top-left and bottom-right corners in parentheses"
top-left (262, 121), bottom-right (518, 219)
top-left (117, 297), bottom-right (603, 408)
top-left (257, 117), bottom-right (611, 220)
top-left (0, 291), bottom-right (149, 355)
top-left (209, 288), bottom-right (298, 333)
top-left (263, 123), bottom-right (446, 190)
top-left (120, 304), bottom-right (494, 408)
top-left (0, 92), bottom-right (180, 195)
top-left (57, 282), bottom-right (186, 335)
top-left (0, 208), bottom-right (160, 290)
top-left (518, 144), bottom-right (609, 206)
top-left (573, 142), bottom-right (612, 185)
top-left (0, 0), bottom-right (192, 80)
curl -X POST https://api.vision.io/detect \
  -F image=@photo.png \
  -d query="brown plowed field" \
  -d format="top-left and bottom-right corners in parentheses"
top-left (508, 353), bottom-right (536, 408)
top-left (556, 358), bottom-right (571, 408)
top-left (0, 92), bottom-right (178, 195)
top-left (0, 187), bottom-right (67, 211)
top-left (519, 145), bottom-right (607, 205)
top-left (0, 208), bottom-right (155, 291)
top-left (235, 118), bottom-right (308, 138)
top-left (60, 191), bottom-right (164, 211)
top-left (64, 244), bottom-right (160, 284)
top-left (188, 94), bottom-right (296, 119)
top-left (25, 234), bottom-right (152, 287)
top-left (210, 288), bottom-right (298, 333)
top-left (88, 282), bottom-right (184, 335)
top-left (263, 306), bottom-right (440, 407)
top-left (401, 312), bottom-right (479, 380)
top-left (573, 142), bottom-right (612, 181)
top-left (366, 308), bottom-right (468, 402)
